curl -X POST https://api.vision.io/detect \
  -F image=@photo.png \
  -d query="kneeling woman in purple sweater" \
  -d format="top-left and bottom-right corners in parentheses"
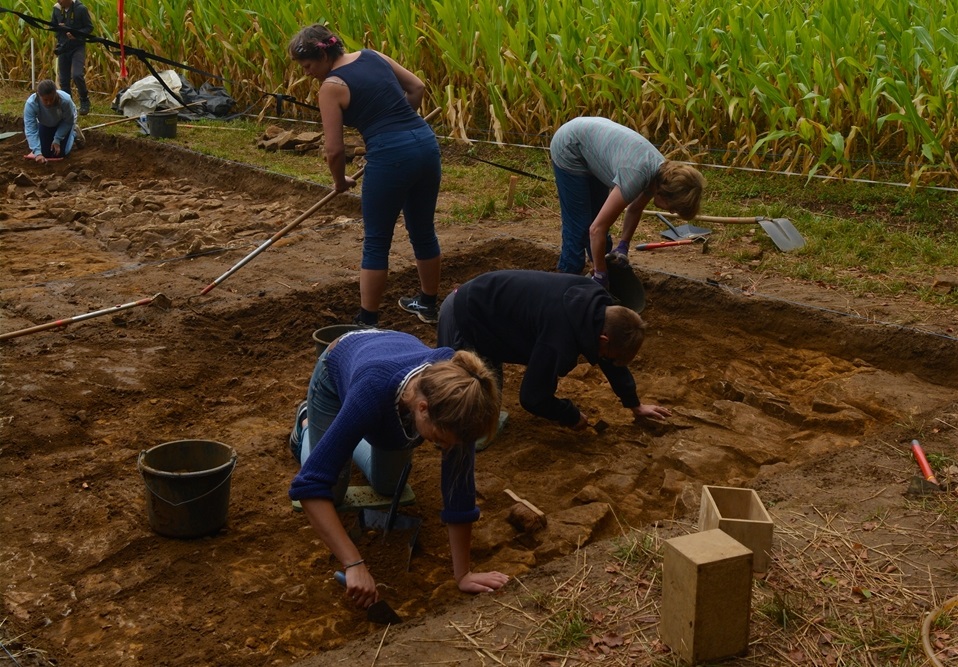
top-left (288, 329), bottom-right (508, 609)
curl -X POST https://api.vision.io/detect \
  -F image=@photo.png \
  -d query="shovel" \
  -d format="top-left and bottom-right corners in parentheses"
top-left (656, 213), bottom-right (712, 241)
top-left (645, 210), bottom-right (805, 252)
top-left (333, 571), bottom-right (403, 625)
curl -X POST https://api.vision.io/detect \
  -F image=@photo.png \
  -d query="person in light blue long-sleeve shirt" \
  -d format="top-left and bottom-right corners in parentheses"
top-left (24, 80), bottom-right (77, 164)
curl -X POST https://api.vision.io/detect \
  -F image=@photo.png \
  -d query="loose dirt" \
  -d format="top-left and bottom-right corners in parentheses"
top-left (2, 117), bottom-right (956, 666)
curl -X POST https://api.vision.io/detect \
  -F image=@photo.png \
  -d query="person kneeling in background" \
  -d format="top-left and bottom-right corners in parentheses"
top-left (24, 80), bottom-right (78, 165)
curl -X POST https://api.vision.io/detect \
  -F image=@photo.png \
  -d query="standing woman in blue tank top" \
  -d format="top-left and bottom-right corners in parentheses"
top-left (289, 25), bottom-right (443, 326)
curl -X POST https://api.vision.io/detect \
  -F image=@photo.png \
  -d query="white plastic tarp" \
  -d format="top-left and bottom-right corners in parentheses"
top-left (115, 70), bottom-right (182, 117)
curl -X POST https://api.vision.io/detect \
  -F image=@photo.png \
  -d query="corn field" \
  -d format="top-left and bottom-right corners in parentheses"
top-left (2, 0), bottom-right (956, 185)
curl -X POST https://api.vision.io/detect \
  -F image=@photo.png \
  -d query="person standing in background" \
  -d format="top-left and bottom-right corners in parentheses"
top-left (52, 0), bottom-right (93, 115)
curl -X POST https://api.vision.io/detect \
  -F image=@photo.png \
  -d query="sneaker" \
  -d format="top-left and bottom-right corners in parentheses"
top-left (288, 400), bottom-right (308, 459)
top-left (79, 99), bottom-right (91, 116)
top-left (398, 294), bottom-right (439, 324)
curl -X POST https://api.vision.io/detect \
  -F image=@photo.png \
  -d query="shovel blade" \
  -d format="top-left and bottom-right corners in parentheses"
top-left (758, 218), bottom-right (805, 251)
top-left (333, 571), bottom-right (403, 624)
top-left (660, 223), bottom-right (712, 241)
top-left (367, 600), bottom-right (403, 625)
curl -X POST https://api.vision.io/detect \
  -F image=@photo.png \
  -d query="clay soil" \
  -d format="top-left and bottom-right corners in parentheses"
top-left (2, 118), bottom-right (957, 667)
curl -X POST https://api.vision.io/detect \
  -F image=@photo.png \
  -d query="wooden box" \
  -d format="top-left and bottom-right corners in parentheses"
top-left (699, 485), bottom-right (774, 574)
top-left (660, 529), bottom-right (753, 664)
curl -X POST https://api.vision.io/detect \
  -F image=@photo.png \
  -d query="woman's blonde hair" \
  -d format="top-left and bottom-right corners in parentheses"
top-left (656, 161), bottom-right (706, 220)
top-left (417, 351), bottom-right (502, 445)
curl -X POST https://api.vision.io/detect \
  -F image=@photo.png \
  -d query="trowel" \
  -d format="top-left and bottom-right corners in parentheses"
top-left (333, 571), bottom-right (403, 625)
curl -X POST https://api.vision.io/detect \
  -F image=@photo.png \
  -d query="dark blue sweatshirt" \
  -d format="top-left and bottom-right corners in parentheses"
top-left (449, 270), bottom-right (640, 426)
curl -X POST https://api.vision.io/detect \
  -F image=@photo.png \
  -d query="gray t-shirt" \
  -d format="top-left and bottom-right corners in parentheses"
top-left (550, 117), bottom-right (664, 203)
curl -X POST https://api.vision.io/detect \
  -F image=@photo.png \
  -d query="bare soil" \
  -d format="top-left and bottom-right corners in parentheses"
top-left (2, 117), bottom-right (957, 666)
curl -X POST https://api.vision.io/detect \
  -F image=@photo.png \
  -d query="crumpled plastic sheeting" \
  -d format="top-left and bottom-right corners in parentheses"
top-left (114, 70), bottom-right (182, 117)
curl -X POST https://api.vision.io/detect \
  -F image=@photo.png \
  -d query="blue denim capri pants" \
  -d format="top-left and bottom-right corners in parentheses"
top-left (360, 125), bottom-right (442, 271)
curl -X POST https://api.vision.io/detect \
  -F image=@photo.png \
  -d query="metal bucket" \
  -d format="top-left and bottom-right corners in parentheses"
top-left (312, 324), bottom-right (362, 357)
top-left (146, 110), bottom-right (178, 138)
top-left (137, 439), bottom-right (237, 538)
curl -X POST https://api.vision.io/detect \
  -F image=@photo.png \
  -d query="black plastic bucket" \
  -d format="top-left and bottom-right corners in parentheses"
top-left (312, 324), bottom-right (362, 357)
top-left (137, 439), bottom-right (237, 538)
top-left (146, 110), bottom-right (178, 138)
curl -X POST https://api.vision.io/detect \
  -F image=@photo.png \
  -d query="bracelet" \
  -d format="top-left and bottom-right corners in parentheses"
top-left (343, 559), bottom-right (365, 570)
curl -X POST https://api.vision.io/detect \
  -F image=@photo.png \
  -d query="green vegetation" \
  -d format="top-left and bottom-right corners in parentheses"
top-left (544, 608), bottom-right (591, 650)
top-left (2, 0), bottom-right (957, 185)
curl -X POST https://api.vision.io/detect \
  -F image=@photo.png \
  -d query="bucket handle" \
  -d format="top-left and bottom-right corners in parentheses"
top-left (139, 456), bottom-right (237, 507)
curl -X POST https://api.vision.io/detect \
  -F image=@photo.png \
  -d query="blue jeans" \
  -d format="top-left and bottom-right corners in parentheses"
top-left (361, 125), bottom-right (442, 270)
top-left (38, 124), bottom-right (74, 158)
top-left (300, 346), bottom-right (413, 503)
top-left (552, 161), bottom-right (612, 274)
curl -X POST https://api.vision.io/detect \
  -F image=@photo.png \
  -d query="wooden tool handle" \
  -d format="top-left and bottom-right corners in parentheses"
top-left (504, 489), bottom-right (545, 517)
top-left (643, 209), bottom-right (760, 224)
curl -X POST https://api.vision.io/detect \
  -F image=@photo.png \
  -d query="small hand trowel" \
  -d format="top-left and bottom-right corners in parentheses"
top-left (334, 571), bottom-right (403, 625)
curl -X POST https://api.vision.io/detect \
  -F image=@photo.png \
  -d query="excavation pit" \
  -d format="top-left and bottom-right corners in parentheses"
top-left (2, 119), bottom-right (956, 666)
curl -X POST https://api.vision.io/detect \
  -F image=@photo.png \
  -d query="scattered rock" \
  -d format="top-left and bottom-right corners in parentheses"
top-left (932, 275), bottom-right (957, 295)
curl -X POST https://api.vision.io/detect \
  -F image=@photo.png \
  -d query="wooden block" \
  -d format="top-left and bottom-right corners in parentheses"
top-left (699, 486), bottom-right (774, 574)
top-left (661, 529), bottom-right (753, 664)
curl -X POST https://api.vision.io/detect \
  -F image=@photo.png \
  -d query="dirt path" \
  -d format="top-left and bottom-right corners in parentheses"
top-left (2, 118), bottom-right (957, 666)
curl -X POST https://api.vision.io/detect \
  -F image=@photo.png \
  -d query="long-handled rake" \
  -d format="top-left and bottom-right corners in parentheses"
top-left (0, 293), bottom-right (172, 341)
top-left (194, 107), bottom-right (442, 298)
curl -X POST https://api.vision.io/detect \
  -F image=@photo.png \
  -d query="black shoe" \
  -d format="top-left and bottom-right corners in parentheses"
top-left (79, 99), bottom-right (91, 116)
top-left (398, 295), bottom-right (439, 324)
top-left (352, 311), bottom-right (377, 328)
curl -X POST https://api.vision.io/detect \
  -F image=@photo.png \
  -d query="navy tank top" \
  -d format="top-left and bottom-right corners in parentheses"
top-left (333, 50), bottom-right (427, 141)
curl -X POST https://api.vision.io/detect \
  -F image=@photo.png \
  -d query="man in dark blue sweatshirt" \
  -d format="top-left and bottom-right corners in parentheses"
top-left (437, 270), bottom-right (671, 431)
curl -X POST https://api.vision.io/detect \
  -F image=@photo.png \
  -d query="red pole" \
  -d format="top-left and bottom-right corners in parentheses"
top-left (911, 440), bottom-right (939, 485)
top-left (117, 0), bottom-right (127, 78)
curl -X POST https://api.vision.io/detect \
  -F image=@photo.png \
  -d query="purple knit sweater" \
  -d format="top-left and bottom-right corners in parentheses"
top-left (289, 330), bottom-right (480, 524)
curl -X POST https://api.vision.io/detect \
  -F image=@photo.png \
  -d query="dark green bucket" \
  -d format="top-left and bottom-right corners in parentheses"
top-left (312, 324), bottom-right (362, 357)
top-left (146, 110), bottom-right (178, 138)
top-left (137, 439), bottom-right (237, 538)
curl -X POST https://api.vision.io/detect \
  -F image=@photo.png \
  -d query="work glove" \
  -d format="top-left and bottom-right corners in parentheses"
top-left (590, 270), bottom-right (609, 289)
top-left (605, 251), bottom-right (631, 270)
